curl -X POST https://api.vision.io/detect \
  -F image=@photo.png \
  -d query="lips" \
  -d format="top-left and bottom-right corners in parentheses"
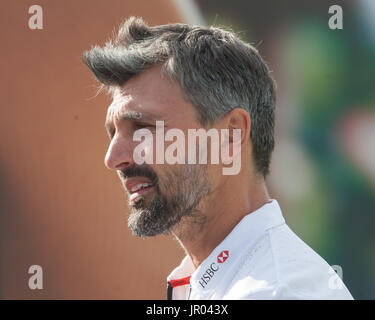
top-left (124, 178), bottom-right (155, 202)
top-left (129, 184), bottom-right (154, 202)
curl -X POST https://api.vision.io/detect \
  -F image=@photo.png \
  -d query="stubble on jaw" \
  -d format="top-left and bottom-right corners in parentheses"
top-left (125, 164), bottom-right (212, 240)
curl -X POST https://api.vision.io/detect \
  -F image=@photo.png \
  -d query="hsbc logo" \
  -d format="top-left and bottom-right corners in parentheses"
top-left (217, 250), bottom-right (229, 263)
top-left (198, 263), bottom-right (218, 288)
top-left (198, 250), bottom-right (229, 288)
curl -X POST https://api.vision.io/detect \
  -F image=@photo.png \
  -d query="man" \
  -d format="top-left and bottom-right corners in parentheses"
top-left (83, 17), bottom-right (353, 299)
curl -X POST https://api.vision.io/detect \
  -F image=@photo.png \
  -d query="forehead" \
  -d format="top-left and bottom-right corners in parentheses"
top-left (106, 65), bottom-right (195, 122)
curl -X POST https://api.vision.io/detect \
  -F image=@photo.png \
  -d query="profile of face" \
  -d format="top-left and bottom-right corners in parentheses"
top-left (104, 66), bottom-right (215, 238)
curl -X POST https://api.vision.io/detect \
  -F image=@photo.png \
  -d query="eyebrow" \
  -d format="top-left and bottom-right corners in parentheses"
top-left (104, 110), bottom-right (158, 136)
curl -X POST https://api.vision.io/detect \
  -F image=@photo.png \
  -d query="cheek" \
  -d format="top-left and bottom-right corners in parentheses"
top-left (153, 163), bottom-right (183, 191)
top-left (206, 164), bottom-right (222, 188)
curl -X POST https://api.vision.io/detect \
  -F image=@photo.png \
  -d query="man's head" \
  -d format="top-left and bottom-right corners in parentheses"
top-left (83, 17), bottom-right (276, 238)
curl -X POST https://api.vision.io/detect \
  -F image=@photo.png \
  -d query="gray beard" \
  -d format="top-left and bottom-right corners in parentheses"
top-left (127, 164), bottom-right (211, 238)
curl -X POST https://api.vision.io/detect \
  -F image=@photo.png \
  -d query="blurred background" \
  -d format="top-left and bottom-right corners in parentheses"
top-left (0, 0), bottom-right (374, 299)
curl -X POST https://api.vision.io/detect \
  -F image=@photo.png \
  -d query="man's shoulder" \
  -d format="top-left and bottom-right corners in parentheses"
top-left (223, 224), bottom-right (353, 299)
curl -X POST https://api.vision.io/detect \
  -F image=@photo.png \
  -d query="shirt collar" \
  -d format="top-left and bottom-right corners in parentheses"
top-left (167, 199), bottom-right (285, 299)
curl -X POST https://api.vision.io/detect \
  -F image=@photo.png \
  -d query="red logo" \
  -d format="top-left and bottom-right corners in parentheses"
top-left (217, 250), bottom-right (229, 264)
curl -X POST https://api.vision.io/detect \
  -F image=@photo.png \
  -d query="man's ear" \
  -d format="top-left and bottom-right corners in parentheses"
top-left (227, 107), bottom-right (251, 144)
top-left (221, 107), bottom-right (251, 162)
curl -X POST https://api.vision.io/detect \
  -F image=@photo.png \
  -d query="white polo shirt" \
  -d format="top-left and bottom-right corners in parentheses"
top-left (167, 200), bottom-right (353, 300)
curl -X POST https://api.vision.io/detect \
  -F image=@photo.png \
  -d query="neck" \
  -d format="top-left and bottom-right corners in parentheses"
top-left (171, 173), bottom-right (271, 269)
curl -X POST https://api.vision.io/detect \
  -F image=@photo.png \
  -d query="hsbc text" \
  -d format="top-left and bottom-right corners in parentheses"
top-left (199, 263), bottom-right (219, 288)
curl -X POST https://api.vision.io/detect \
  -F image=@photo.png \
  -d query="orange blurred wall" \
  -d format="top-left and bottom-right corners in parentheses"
top-left (0, 0), bottom-right (192, 299)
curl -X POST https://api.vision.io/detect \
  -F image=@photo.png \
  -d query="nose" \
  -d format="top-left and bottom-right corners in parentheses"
top-left (104, 135), bottom-right (134, 171)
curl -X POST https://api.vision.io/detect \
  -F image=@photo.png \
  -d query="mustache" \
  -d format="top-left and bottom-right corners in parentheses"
top-left (119, 164), bottom-right (158, 184)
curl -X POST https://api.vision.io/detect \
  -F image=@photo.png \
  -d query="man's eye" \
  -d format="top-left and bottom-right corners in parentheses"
top-left (134, 124), bottom-right (154, 130)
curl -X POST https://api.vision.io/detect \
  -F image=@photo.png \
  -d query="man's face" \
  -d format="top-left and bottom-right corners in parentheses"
top-left (104, 66), bottom-right (215, 237)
